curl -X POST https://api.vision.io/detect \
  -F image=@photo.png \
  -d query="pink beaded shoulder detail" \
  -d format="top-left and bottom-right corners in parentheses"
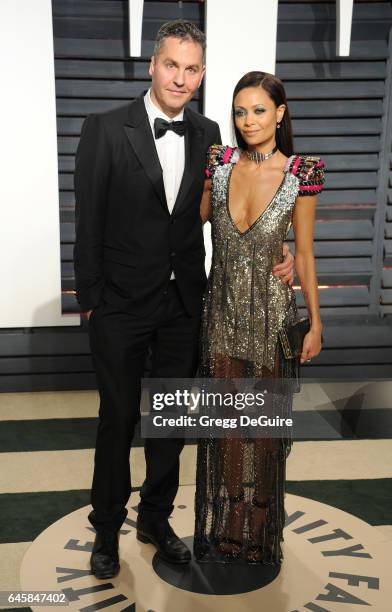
top-left (205, 145), bottom-right (240, 178)
top-left (285, 154), bottom-right (325, 196)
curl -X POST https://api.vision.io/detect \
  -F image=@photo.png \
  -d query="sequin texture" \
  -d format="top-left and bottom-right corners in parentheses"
top-left (193, 146), bottom-right (325, 565)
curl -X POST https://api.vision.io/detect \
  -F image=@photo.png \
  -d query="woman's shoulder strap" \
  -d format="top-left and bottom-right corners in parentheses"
top-left (205, 145), bottom-right (239, 178)
top-left (286, 154), bottom-right (325, 196)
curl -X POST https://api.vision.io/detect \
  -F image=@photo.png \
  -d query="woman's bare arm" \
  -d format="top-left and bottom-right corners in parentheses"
top-left (292, 195), bottom-right (323, 362)
top-left (200, 179), bottom-right (212, 224)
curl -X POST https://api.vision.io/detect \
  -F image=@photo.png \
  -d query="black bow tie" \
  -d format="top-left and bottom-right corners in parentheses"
top-left (154, 117), bottom-right (187, 139)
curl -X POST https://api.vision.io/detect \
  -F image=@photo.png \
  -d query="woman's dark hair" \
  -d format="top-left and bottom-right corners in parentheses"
top-left (232, 71), bottom-right (294, 157)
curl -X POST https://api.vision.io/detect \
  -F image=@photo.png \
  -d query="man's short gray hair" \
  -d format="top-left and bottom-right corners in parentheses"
top-left (153, 19), bottom-right (206, 64)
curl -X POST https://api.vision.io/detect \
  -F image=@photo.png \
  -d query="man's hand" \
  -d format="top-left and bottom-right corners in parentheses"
top-left (272, 243), bottom-right (294, 285)
top-left (85, 309), bottom-right (93, 320)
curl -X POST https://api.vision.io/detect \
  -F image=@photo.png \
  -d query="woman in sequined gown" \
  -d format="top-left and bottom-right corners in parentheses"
top-left (194, 72), bottom-right (325, 565)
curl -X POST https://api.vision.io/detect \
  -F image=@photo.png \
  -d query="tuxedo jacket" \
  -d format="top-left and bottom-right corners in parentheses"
top-left (73, 95), bottom-right (221, 316)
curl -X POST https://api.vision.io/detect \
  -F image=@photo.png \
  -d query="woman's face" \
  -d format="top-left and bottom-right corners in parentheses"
top-left (233, 86), bottom-right (285, 148)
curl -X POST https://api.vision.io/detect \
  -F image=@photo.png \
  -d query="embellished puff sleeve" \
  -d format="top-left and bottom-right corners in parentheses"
top-left (287, 155), bottom-right (325, 196)
top-left (205, 144), bottom-right (239, 178)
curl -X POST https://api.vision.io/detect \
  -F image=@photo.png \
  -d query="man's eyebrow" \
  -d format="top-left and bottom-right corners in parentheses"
top-left (164, 57), bottom-right (178, 65)
top-left (163, 58), bottom-right (200, 70)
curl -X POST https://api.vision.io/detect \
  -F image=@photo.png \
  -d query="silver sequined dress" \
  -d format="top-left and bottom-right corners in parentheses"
top-left (194, 145), bottom-right (325, 565)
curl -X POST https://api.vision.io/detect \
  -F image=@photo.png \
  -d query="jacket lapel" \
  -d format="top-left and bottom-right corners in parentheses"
top-left (123, 96), bottom-right (167, 211)
top-left (172, 108), bottom-right (205, 216)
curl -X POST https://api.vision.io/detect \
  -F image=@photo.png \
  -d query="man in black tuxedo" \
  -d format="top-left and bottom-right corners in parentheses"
top-left (74, 20), bottom-right (294, 577)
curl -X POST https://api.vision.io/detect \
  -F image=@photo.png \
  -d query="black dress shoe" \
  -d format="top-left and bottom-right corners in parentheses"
top-left (90, 530), bottom-right (120, 579)
top-left (136, 518), bottom-right (191, 564)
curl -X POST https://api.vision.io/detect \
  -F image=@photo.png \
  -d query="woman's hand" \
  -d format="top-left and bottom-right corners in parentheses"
top-left (300, 327), bottom-right (322, 363)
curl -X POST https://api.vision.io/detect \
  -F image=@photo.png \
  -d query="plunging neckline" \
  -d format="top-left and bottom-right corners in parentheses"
top-left (225, 162), bottom-right (288, 237)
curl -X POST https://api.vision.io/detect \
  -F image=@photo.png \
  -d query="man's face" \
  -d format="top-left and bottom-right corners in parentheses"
top-left (149, 36), bottom-right (205, 117)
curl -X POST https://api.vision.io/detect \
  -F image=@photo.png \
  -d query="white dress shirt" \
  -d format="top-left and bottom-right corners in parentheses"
top-left (144, 88), bottom-right (185, 214)
top-left (144, 89), bottom-right (186, 281)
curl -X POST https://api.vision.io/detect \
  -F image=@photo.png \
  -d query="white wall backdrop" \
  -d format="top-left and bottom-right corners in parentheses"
top-left (0, 0), bottom-right (79, 327)
top-left (0, 0), bottom-right (356, 327)
top-left (204, 0), bottom-right (279, 144)
top-left (203, 0), bottom-right (279, 272)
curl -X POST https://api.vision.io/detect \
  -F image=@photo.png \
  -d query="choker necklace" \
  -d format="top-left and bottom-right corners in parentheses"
top-left (246, 145), bottom-right (278, 164)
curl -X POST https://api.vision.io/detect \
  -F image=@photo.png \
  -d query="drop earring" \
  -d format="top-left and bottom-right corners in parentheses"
top-left (277, 122), bottom-right (281, 129)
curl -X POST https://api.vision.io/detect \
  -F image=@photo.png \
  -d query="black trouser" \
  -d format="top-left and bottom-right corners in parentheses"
top-left (87, 281), bottom-right (201, 533)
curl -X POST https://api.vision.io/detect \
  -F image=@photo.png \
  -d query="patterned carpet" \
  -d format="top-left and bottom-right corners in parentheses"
top-left (0, 390), bottom-right (391, 611)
